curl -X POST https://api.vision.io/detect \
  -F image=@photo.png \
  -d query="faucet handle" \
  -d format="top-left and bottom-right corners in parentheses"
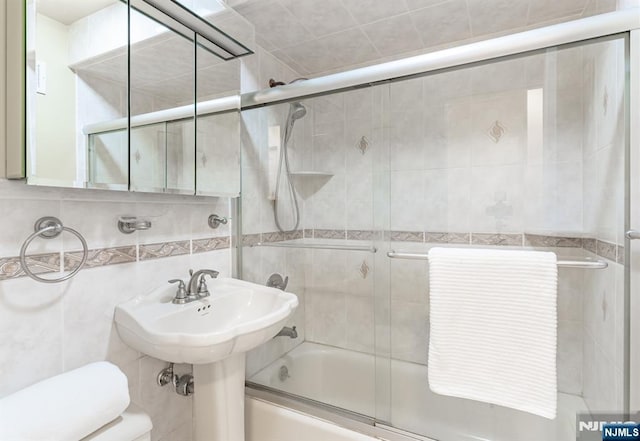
top-left (168, 279), bottom-right (188, 304)
top-left (197, 277), bottom-right (209, 297)
top-left (197, 271), bottom-right (219, 297)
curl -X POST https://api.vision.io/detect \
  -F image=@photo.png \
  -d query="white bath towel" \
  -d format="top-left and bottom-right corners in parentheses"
top-left (0, 362), bottom-right (130, 441)
top-left (427, 247), bottom-right (558, 419)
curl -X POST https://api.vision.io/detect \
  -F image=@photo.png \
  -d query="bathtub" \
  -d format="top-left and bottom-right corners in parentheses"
top-left (245, 397), bottom-right (378, 441)
top-left (251, 342), bottom-right (377, 416)
top-left (249, 342), bottom-right (589, 441)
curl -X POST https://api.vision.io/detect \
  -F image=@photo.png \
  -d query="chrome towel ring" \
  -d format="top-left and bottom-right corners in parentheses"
top-left (19, 216), bottom-right (89, 283)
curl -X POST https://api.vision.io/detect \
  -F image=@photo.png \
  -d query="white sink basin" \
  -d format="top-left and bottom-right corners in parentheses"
top-left (114, 277), bottom-right (298, 364)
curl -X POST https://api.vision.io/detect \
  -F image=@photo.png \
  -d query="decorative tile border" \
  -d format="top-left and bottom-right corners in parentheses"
top-left (583, 239), bottom-right (624, 265)
top-left (617, 245), bottom-right (625, 265)
top-left (2, 225), bottom-right (625, 283)
top-left (596, 240), bottom-right (617, 263)
top-left (313, 229), bottom-right (347, 240)
top-left (261, 230), bottom-right (303, 243)
top-left (0, 225), bottom-right (625, 281)
top-left (286, 230), bottom-right (304, 241)
top-left (347, 230), bottom-right (379, 241)
top-left (389, 231), bottom-right (424, 242)
top-left (243, 228), bottom-right (627, 266)
top-left (423, 232), bottom-right (470, 244)
top-left (471, 233), bottom-right (523, 246)
top-left (0, 253), bottom-right (61, 281)
top-left (583, 238), bottom-right (597, 254)
top-left (524, 234), bottom-right (582, 248)
top-left (241, 233), bottom-right (262, 246)
top-left (261, 232), bottom-right (285, 243)
top-left (192, 237), bottom-right (230, 254)
top-left (64, 246), bottom-right (137, 270)
top-left (139, 241), bottom-right (191, 261)
top-left (0, 235), bottom-right (231, 281)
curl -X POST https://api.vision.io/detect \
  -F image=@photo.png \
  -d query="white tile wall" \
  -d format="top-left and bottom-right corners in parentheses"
top-left (581, 38), bottom-right (626, 413)
top-left (244, 245), bottom-right (307, 376)
top-left (0, 180), bottom-right (232, 441)
top-left (240, 45), bottom-right (309, 376)
top-left (240, 36), bottom-right (626, 410)
top-left (238, 9), bottom-right (629, 425)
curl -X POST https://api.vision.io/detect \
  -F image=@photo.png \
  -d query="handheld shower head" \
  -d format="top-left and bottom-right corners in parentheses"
top-left (290, 102), bottom-right (307, 121)
top-left (268, 77), bottom-right (309, 122)
top-left (273, 81), bottom-right (308, 233)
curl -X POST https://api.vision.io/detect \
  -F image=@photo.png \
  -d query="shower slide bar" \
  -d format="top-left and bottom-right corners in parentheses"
top-left (251, 242), bottom-right (377, 253)
top-left (387, 251), bottom-right (608, 269)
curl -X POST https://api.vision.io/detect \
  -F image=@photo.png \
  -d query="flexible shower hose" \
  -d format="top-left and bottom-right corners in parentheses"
top-left (273, 109), bottom-right (301, 233)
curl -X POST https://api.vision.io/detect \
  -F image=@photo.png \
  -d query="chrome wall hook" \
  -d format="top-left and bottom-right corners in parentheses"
top-left (118, 216), bottom-right (152, 234)
top-left (208, 214), bottom-right (228, 229)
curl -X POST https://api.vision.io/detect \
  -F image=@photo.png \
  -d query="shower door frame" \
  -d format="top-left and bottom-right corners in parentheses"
top-left (240, 12), bottom-right (640, 439)
top-left (628, 28), bottom-right (640, 412)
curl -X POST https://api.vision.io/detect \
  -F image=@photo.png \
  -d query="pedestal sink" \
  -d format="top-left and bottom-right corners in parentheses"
top-left (114, 277), bottom-right (298, 441)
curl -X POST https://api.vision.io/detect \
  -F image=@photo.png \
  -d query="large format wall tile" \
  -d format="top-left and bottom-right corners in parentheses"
top-left (0, 179), bottom-right (232, 441)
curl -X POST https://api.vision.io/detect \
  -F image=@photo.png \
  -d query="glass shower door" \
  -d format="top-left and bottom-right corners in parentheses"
top-left (242, 86), bottom-right (393, 423)
top-left (381, 35), bottom-right (629, 441)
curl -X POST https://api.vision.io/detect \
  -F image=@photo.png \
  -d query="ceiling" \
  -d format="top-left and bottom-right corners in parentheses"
top-left (37, 0), bottom-right (118, 25)
top-left (59, 2), bottom-right (248, 109)
top-left (77, 34), bottom-right (240, 109)
top-left (226, 0), bottom-right (624, 77)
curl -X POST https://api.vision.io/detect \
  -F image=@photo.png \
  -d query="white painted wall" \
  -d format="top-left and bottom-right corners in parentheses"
top-left (33, 13), bottom-right (77, 183)
top-left (0, 181), bottom-right (232, 441)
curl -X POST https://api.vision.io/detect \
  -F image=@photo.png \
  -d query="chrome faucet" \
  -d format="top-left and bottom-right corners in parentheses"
top-left (168, 269), bottom-right (219, 304)
top-left (187, 269), bottom-right (219, 298)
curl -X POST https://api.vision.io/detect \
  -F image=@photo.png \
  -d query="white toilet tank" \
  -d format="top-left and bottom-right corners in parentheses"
top-left (81, 404), bottom-right (152, 441)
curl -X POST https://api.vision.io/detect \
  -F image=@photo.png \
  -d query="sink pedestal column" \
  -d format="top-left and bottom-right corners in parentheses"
top-left (193, 353), bottom-right (246, 441)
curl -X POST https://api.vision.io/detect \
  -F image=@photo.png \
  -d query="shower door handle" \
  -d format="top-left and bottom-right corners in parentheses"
top-left (626, 230), bottom-right (640, 240)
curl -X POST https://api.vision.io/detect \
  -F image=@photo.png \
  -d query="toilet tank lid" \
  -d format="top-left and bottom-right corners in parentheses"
top-left (82, 404), bottom-right (152, 441)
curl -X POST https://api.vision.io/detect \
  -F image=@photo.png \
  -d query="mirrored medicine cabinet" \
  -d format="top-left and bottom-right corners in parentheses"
top-left (11, 0), bottom-right (254, 197)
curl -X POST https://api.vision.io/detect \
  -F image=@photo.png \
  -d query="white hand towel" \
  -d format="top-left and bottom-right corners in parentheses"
top-left (427, 247), bottom-right (558, 419)
top-left (0, 361), bottom-right (130, 441)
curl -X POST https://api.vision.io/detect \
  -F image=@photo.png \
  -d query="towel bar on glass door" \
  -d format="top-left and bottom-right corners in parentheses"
top-left (386, 251), bottom-right (608, 269)
top-left (251, 242), bottom-right (377, 253)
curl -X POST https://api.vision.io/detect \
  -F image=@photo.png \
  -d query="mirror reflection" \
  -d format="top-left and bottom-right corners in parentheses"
top-left (196, 38), bottom-right (241, 197)
top-left (26, 0), bottom-right (250, 196)
top-left (27, 0), bottom-right (128, 189)
top-left (129, 9), bottom-right (196, 194)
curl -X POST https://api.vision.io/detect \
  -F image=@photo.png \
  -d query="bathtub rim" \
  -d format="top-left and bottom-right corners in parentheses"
top-left (246, 340), bottom-right (590, 441)
top-left (245, 385), bottom-right (437, 441)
